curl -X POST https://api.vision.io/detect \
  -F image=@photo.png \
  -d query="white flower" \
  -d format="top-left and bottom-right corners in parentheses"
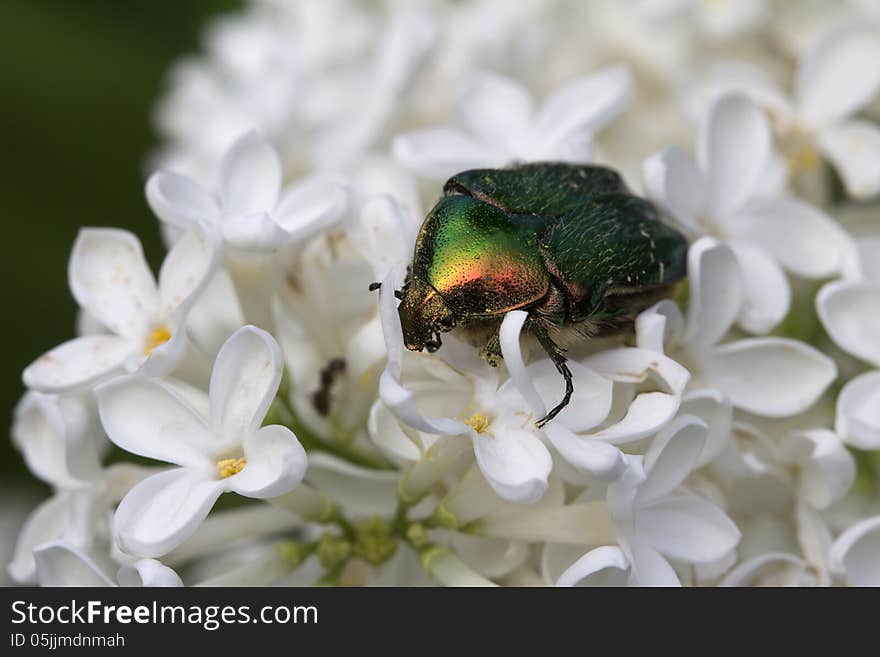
top-left (374, 272), bottom-right (553, 502)
top-left (830, 515), bottom-right (880, 585)
top-left (686, 23), bottom-right (880, 198)
top-left (148, 131), bottom-right (345, 252)
top-left (643, 93), bottom-right (856, 333)
top-left (148, 130), bottom-right (345, 329)
top-left (557, 415), bottom-right (741, 586)
top-left (96, 326), bottom-right (307, 557)
top-left (817, 243), bottom-right (880, 449)
top-left (307, 6), bottom-right (437, 169)
top-left (23, 227), bottom-right (217, 392)
top-left (638, 237), bottom-right (837, 418)
top-left (34, 541), bottom-right (181, 587)
top-left (709, 422), bottom-right (855, 584)
top-left (374, 264), bottom-right (689, 500)
top-left (8, 393), bottom-right (153, 583)
top-left (12, 392), bottom-right (104, 490)
top-left (498, 310), bottom-right (689, 479)
top-left (393, 66), bottom-right (632, 179)
top-left (273, 201), bottom-right (407, 443)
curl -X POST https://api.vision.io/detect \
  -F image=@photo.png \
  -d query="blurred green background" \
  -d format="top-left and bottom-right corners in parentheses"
top-left (0, 0), bottom-right (241, 490)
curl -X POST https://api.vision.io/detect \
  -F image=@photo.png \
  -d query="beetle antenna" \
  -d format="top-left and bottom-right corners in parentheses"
top-left (368, 282), bottom-right (381, 292)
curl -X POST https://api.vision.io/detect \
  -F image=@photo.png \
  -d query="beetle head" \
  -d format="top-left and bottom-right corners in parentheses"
top-left (398, 278), bottom-right (455, 353)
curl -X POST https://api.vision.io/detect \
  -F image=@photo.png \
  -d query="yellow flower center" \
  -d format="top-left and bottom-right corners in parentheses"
top-left (464, 413), bottom-right (491, 434)
top-left (144, 325), bottom-right (172, 356)
top-left (217, 457), bottom-right (246, 478)
top-left (786, 144), bottom-right (821, 175)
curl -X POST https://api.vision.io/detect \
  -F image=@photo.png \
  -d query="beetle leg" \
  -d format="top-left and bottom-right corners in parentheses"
top-left (425, 332), bottom-right (443, 352)
top-left (479, 332), bottom-right (502, 367)
top-left (530, 319), bottom-right (573, 428)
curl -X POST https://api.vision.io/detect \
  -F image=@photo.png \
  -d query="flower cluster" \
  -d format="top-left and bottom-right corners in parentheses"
top-left (10, 0), bottom-right (880, 587)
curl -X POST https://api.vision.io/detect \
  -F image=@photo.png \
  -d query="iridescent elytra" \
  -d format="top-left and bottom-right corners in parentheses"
top-left (372, 162), bottom-right (688, 426)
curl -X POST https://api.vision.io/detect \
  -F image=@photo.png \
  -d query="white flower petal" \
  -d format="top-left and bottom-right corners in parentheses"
top-left (12, 393), bottom-right (84, 488)
top-left (636, 301), bottom-right (681, 353)
top-left (556, 546), bottom-right (630, 587)
top-left (8, 494), bottom-right (70, 583)
top-left (699, 94), bottom-right (771, 217)
top-left (114, 468), bottom-right (226, 558)
top-left (185, 268), bottom-right (244, 357)
top-left (783, 430), bottom-right (855, 510)
top-left (640, 495), bottom-right (741, 563)
top-left (498, 310), bottom-right (546, 417)
top-left (378, 369), bottom-right (468, 437)
top-left (641, 146), bottom-right (707, 234)
top-left (818, 119), bottom-right (880, 199)
top-left (535, 66), bottom-right (633, 148)
top-left (639, 415), bottom-right (708, 504)
top-left (835, 370), bottom-right (880, 449)
top-left (158, 227), bottom-right (218, 317)
top-left (458, 71), bottom-right (534, 151)
top-left (146, 170), bottom-right (219, 229)
top-left (68, 228), bottom-right (159, 340)
top-left (521, 359), bottom-right (613, 432)
top-left (274, 175), bottom-right (346, 243)
top-left (96, 375), bottom-right (216, 468)
top-left (209, 326), bottom-right (282, 442)
top-left (351, 195), bottom-right (420, 281)
top-left (728, 197), bottom-right (854, 278)
top-left (797, 24), bottom-right (880, 127)
top-left (221, 211), bottom-right (288, 251)
top-left (541, 422), bottom-right (626, 479)
top-left (856, 238), bottom-right (880, 283)
top-left (472, 420), bottom-right (552, 504)
top-left (23, 335), bottom-right (132, 393)
top-left (229, 424), bottom-right (306, 498)
top-left (368, 400), bottom-right (423, 464)
top-left (830, 515), bottom-right (880, 586)
top-left (117, 559), bottom-right (183, 587)
top-left (219, 131), bottom-right (281, 215)
top-left (718, 552), bottom-right (808, 586)
top-left (701, 337), bottom-right (836, 416)
top-left (681, 389), bottom-right (733, 466)
top-left (583, 347), bottom-right (690, 396)
top-left (817, 280), bottom-right (880, 367)
top-left (627, 540), bottom-right (681, 586)
top-left (34, 542), bottom-right (115, 586)
top-left (683, 237), bottom-right (742, 349)
top-left (585, 392), bottom-right (681, 446)
top-left (393, 129), bottom-right (494, 179)
top-left (303, 452), bottom-right (399, 517)
top-left (727, 241), bottom-right (790, 335)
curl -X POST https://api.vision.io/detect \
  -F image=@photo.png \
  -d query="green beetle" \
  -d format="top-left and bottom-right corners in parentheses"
top-left (373, 162), bottom-right (687, 427)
